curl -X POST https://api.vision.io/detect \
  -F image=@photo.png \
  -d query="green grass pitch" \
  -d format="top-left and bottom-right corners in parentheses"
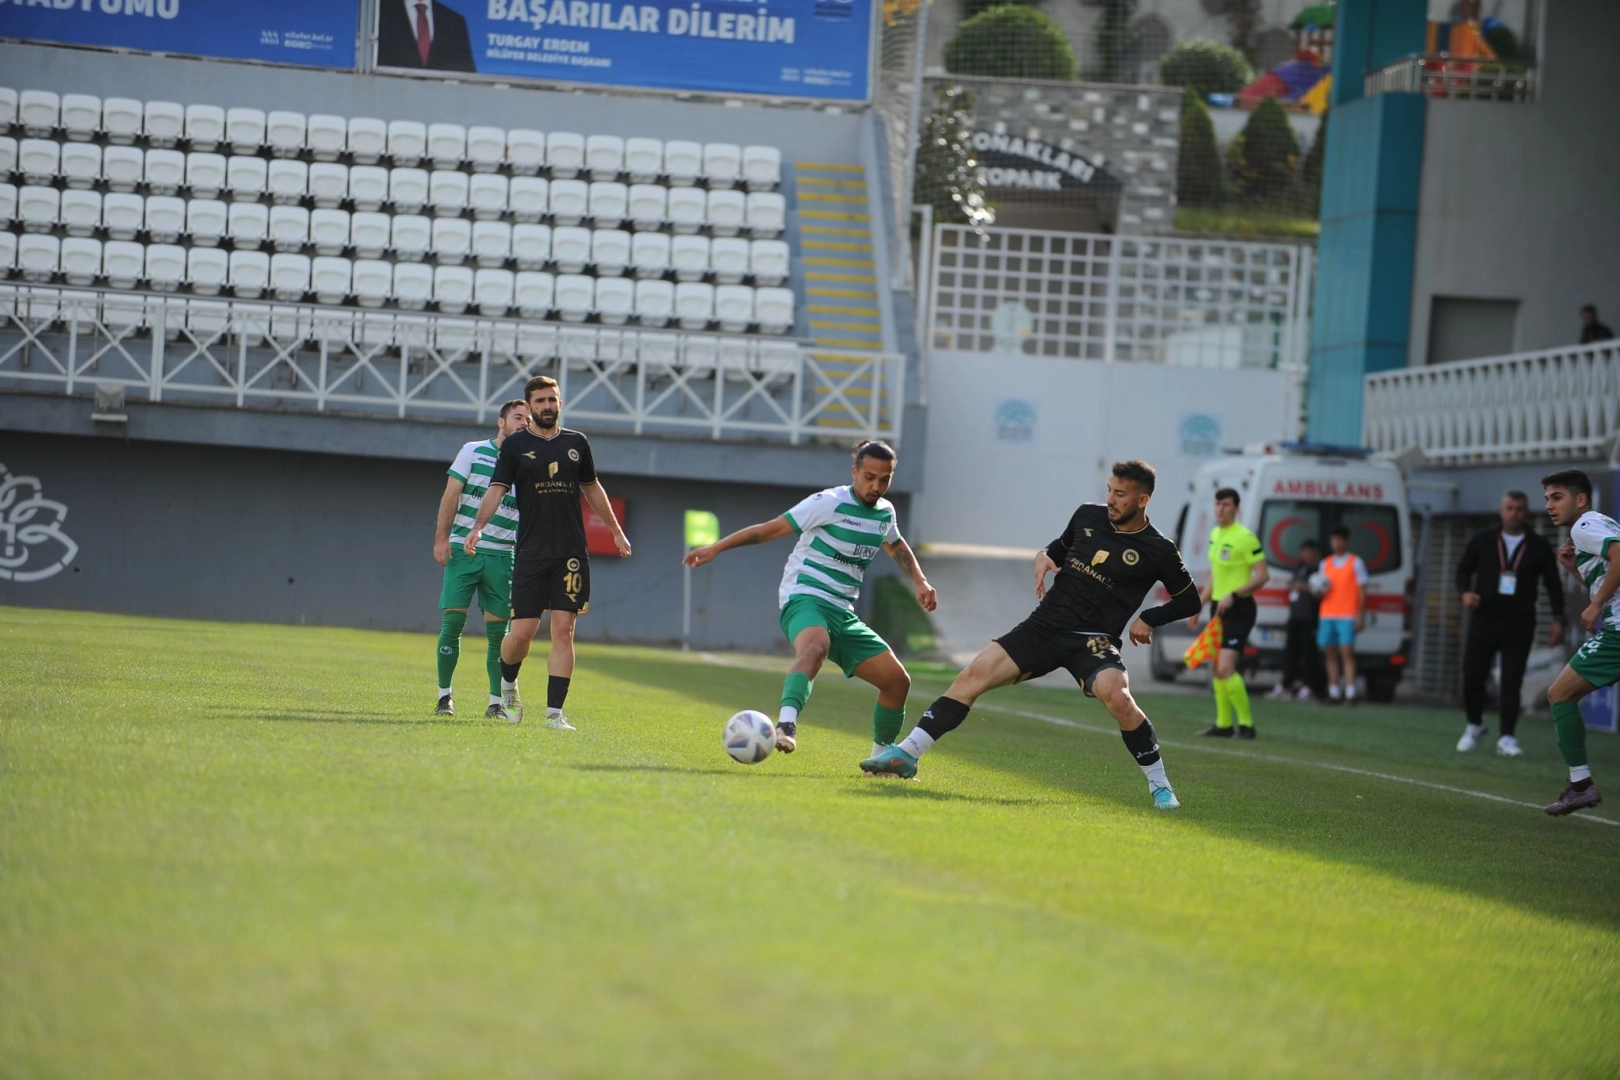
top-left (3, 605), bottom-right (1618, 1078)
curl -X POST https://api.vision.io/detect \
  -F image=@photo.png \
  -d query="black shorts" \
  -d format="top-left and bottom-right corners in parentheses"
top-left (1212, 596), bottom-right (1256, 650)
top-left (995, 617), bottom-right (1125, 697)
top-left (510, 555), bottom-right (590, 619)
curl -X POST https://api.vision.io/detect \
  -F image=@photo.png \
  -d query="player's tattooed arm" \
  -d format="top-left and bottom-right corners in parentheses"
top-left (885, 540), bottom-right (938, 612)
top-left (683, 516), bottom-right (794, 568)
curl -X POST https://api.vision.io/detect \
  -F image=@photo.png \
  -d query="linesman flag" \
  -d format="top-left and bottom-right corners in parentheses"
top-left (1183, 617), bottom-right (1224, 670)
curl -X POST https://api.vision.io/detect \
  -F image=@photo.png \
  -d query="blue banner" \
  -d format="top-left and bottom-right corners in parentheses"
top-left (376, 0), bottom-right (872, 101)
top-left (0, 0), bottom-right (359, 70)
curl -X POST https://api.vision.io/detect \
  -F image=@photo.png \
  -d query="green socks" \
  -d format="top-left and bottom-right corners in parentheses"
top-left (484, 619), bottom-right (508, 697)
top-left (1219, 674), bottom-right (1254, 728)
top-left (873, 703), bottom-right (907, 747)
top-left (1212, 675), bottom-right (1233, 729)
top-left (436, 610), bottom-right (467, 690)
top-left (1552, 700), bottom-right (1589, 768)
top-left (781, 671), bottom-right (812, 713)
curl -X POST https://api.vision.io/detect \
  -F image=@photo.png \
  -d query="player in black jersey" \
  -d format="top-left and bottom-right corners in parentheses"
top-left (465, 376), bottom-right (631, 729)
top-left (862, 460), bottom-right (1201, 808)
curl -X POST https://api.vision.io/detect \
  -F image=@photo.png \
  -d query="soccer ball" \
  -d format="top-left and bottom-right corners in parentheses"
top-left (1308, 571), bottom-right (1332, 597)
top-left (723, 710), bottom-right (777, 764)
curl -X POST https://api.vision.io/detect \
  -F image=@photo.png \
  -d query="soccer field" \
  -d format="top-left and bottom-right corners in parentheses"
top-left (2, 606), bottom-right (1618, 1079)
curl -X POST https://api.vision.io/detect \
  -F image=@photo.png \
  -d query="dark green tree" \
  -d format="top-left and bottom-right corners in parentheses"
top-left (1093, 0), bottom-right (1137, 84)
top-left (944, 5), bottom-right (1079, 81)
top-left (961, 0), bottom-right (1039, 21)
top-left (1227, 95), bottom-right (1301, 210)
top-left (1176, 87), bottom-right (1224, 208)
top-left (1300, 108), bottom-right (1327, 215)
top-left (911, 85), bottom-right (993, 226)
top-left (1158, 38), bottom-right (1254, 96)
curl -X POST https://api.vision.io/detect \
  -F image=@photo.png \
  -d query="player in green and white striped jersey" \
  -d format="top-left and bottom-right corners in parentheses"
top-left (683, 441), bottom-right (938, 757)
top-left (432, 398), bottom-right (528, 720)
top-left (1541, 469), bottom-right (1620, 815)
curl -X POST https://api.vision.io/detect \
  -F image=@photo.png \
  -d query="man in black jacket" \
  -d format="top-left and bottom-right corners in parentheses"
top-left (1455, 490), bottom-right (1567, 756)
top-left (378, 0), bottom-right (478, 73)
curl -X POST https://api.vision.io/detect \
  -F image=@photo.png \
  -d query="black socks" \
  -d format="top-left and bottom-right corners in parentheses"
top-left (918, 696), bottom-right (971, 740)
top-left (548, 676), bottom-right (570, 711)
top-left (1120, 719), bottom-right (1161, 767)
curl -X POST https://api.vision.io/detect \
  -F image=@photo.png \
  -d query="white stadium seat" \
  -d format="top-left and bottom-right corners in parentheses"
top-left (390, 167), bottom-right (429, 214)
top-left (0, 231), bottom-right (13, 276)
top-left (663, 140), bottom-right (702, 186)
top-left (146, 149), bottom-right (186, 196)
top-left (353, 259), bottom-right (393, 307)
top-left (675, 282), bottom-right (715, 329)
top-left (595, 277), bottom-right (634, 325)
top-left (0, 136), bottom-right (14, 178)
top-left (469, 173), bottom-right (509, 219)
top-left (145, 195), bottom-right (186, 243)
top-left (555, 274), bottom-right (594, 321)
top-left (390, 214), bottom-right (432, 261)
top-left (309, 162), bottom-right (349, 208)
top-left (266, 110), bottom-right (306, 157)
top-left (509, 176), bottom-right (549, 221)
top-left (703, 143), bottom-right (742, 188)
top-left (226, 155), bottom-right (268, 201)
top-left (311, 209), bottom-right (351, 256)
top-left (388, 120), bottom-right (427, 166)
top-left (270, 252), bottom-right (311, 301)
top-left (351, 211), bottom-right (392, 259)
top-left (186, 198), bottom-right (227, 245)
top-left (306, 114), bottom-right (346, 161)
top-left (18, 90), bottom-right (59, 137)
top-left (226, 107), bottom-right (266, 154)
top-left (185, 104), bottom-right (225, 151)
top-left (435, 317), bottom-right (477, 354)
top-left (433, 265), bottom-right (474, 313)
top-left (393, 261), bottom-right (433, 309)
top-left (18, 185), bottom-right (59, 231)
top-left (743, 145), bottom-right (782, 189)
top-left (467, 125), bottom-right (506, 172)
top-left (592, 228), bottom-right (631, 276)
top-left (185, 299), bottom-right (231, 339)
top-left (755, 287), bottom-right (794, 333)
top-left (269, 205), bottom-right (310, 252)
top-left (268, 159), bottom-right (308, 204)
top-left (61, 189), bottom-right (103, 236)
top-left (429, 169), bottom-right (469, 216)
top-left (60, 237), bottom-right (101, 286)
top-left (0, 88), bottom-right (16, 130)
top-left (671, 234), bottom-right (710, 281)
top-left (707, 189), bottom-right (746, 235)
top-left (586, 134), bottom-right (624, 179)
top-left (471, 220), bottom-right (512, 267)
top-left (628, 184), bottom-right (667, 230)
top-left (667, 186), bottom-right (706, 233)
top-left (631, 231), bottom-right (671, 278)
top-left (552, 226), bottom-right (591, 274)
top-left (547, 132), bottom-right (585, 177)
top-left (517, 321), bottom-right (558, 359)
top-left (506, 128), bottom-right (545, 174)
top-left (102, 97), bottom-right (145, 144)
top-left (634, 279), bottom-right (674, 326)
top-left (758, 341), bottom-right (799, 379)
top-left (101, 291), bottom-right (148, 334)
top-left (146, 243), bottom-right (187, 291)
top-left (715, 284), bottom-right (755, 332)
top-left (428, 123), bottom-right (466, 169)
top-left (710, 237), bottom-right (750, 284)
top-left (187, 246), bottom-right (229, 295)
top-left (750, 239), bottom-right (789, 285)
top-left (60, 93), bottom-right (101, 141)
top-left (512, 223), bottom-right (551, 270)
top-left (0, 181), bottom-right (13, 224)
top-left (226, 201), bottom-right (270, 248)
top-left (515, 271), bottom-right (555, 318)
top-left (625, 138), bottom-right (663, 183)
top-left (103, 193), bottom-right (146, 241)
top-left (312, 256), bottom-right (352, 304)
top-left (18, 139), bottom-right (59, 186)
top-left (347, 117), bottom-right (387, 164)
top-left (104, 240), bottom-right (145, 289)
top-left (588, 181), bottom-right (627, 227)
top-left (747, 192), bottom-right (787, 236)
top-left (475, 268), bottom-right (515, 316)
top-left (430, 217), bottom-right (472, 264)
top-left (228, 249), bottom-right (270, 298)
top-left (348, 165), bottom-right (389, 211)
top-left (186, 152), bottom-right (227, 199)
top-left (144, 101), bottom-right (185, 147)
top-left (61, 142), bottom-right (101, 188)
top-left (549, 179), bottom-right (588, 225)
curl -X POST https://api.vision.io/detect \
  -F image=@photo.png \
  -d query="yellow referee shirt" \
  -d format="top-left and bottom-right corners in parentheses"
top-left (1208, 522), bottom-right (1264, 600)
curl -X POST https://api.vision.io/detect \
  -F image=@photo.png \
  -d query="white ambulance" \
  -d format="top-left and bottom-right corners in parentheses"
top-left (1149, 443), bottom-right (1415, 701)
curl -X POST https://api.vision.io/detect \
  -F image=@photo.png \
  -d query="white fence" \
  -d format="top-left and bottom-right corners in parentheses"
top-left (1365, 55), bottom-right (1537, 104)
top-left (1363, 340), bottom-right (1620, 465)
top-left (925, 225), bottom-right (1313, 370)
top-left (0, 285), bottom-right (905, 445)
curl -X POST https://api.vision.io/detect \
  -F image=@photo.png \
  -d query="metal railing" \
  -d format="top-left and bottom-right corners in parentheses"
top-left (1363, 340), bottom-right (1620, 465)
top-left (0, 285), bottom-right (905, 446)
top-left (1365, 55), bottom-right (1537, 103)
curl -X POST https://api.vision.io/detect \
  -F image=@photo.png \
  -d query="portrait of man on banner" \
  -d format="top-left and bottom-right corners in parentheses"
top-left (379, 0), bottom-right (478, 72)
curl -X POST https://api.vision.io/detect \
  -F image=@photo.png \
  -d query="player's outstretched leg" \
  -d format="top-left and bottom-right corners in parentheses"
top-left (436, 608), bottom-right (467, 715)
top-left (1545, 664), bottom-right (1603, 815)
top-left (499, 617), bottom-right (541, 723)
top-left (776, 626), bottom-right (830, 753)
top-left (862, 643), bottom-right (1021, 778)
top-left (1092, 668), bottom-right (1179, 809)
top-left (543, 610), bottom-right (579, 730)
top-left (483, 616), bottom-right (512, 721)
top-left (851, 649), bottom-right (911, 766)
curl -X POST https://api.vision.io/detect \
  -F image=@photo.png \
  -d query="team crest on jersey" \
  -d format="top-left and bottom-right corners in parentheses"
top-left (549, 461), bottom-right (559, 478)
top-left (1091, 550), bottom-right (1110, 566)
top-left (568, 449), bottom-right (580, 462)
top-left (566, 558), bottom-right (581, 572)
top-left (1123, 549), bottom-right (1139, 566)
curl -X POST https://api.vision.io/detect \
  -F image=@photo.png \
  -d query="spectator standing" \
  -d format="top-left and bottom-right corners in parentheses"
top-left (1454, 491), bottom-right (1567, 756)
top-left (1269, 537), bottom-right (1326, 701)
top-left (1579, 304), bottom-right (1614, 344)
top-left (1316, 526), bottom-right (1368, 704)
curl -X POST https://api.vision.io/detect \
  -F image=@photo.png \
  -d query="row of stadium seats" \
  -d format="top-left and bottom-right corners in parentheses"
top-left (0, 88), bottom-right (779, 188)
top-left (0, 147), bottom-right (789, 234)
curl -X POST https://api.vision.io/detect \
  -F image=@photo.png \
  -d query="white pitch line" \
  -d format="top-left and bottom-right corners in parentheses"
top-left (695, 652), bottom-right (1619, 827)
